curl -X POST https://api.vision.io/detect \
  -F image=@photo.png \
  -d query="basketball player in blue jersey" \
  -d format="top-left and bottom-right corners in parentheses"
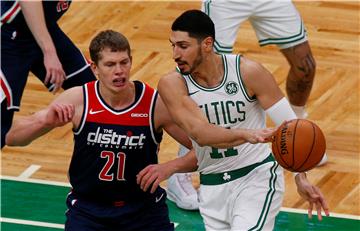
top-left (5, 30), bottom-right (273, 231)
top-left (137, 10), bottom-right (329, 230)
top-left (1, 0), bottom-right (96, 148)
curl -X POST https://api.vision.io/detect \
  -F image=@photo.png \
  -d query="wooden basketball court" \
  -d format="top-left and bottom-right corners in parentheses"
top-left (1, 0), bottom-right (359, 222)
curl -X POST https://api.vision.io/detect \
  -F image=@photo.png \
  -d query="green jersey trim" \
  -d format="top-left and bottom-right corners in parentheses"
top-left (236, 55), bottom-right (257, 102)
top-left (259, 21), bottom-right (306, 46)
top-left (214, 40), bottom-right (233, 53)
top-left (200, 154), bottom-right (275, 185)
top-left (186, 54), bottom-right (228, 92)
top-left (249, 162), bottom-right (279, 231)
top-left (204, 0), bottom-right (233, 53)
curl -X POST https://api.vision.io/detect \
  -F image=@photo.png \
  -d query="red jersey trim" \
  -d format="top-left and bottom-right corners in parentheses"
top-left (0, 70), bottom-right (18, 110)
top-left (1, 1), bottom-right (21, 26)
top-left (94, 81), bottom-right (145, 116)
top-left (75, 80), bottom-right (158, 131)
top-left (73, 84), bottom-right (89, 135)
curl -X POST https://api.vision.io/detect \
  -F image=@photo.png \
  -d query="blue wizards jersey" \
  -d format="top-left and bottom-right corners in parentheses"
top-left (1, 0), bottom-right (71, 36)
top-left (69, 80), bottom-right (163, 203)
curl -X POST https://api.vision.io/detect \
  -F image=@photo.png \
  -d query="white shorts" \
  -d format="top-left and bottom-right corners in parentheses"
top-left (202, 0), bottom-right (308, 52)
top-left (198, 160), bottom-right (284, 231)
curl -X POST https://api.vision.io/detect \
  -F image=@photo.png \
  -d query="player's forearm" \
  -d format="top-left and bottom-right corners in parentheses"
top-left (5, 113), bottom-right (53, 146)
top-left (189, 122), bottom-right (247, 148)
top-left (166, 149), bottom-right (198, 174)
top-left (158, 77), bottom-right (254, 148)
top-left (20, 1), bottom-right (57, 55)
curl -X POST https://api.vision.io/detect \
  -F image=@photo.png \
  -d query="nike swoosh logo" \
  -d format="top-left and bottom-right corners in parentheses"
top-left (188, 90), bottom-right (199, 96)
top-left (89, 109), bottom-right (104, 115)
top-left (71, 199), bottom-right (77, 206)
top-left (155, 193), bottom-right (164, 203)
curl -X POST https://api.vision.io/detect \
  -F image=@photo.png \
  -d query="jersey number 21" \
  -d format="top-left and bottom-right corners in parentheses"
top-left (99, 151), bottom-right (126, 181)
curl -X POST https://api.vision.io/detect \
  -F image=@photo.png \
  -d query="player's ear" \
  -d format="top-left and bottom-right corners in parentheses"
top-left (203, 37), bottom-right (213, 52)
top-left (90, 62), bottom-right (98, 76)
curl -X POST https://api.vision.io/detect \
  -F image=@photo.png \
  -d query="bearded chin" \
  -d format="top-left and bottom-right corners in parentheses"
top-left (180, 69), bottom-right (191, 75)
top-left (179, 49), bottom-right (203, 75)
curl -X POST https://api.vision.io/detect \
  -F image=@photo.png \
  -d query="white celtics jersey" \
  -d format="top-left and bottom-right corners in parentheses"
top-left (182, 54), bottom-right (271, 174)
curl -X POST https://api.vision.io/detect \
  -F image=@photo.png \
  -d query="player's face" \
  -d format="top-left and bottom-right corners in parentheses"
top-left (93, 47), bottom-right (132, 92)
top-left (170, 31), bottom-right (203, 75)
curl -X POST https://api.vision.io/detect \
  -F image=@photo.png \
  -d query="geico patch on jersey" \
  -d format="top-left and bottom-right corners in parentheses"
top-left (131, 113), bottom-right (149, 118)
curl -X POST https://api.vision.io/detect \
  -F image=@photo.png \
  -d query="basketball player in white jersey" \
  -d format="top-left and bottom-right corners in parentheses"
top-left (170, 0), bottom-right (327, 210)
top-left (137, 10), bottom-right (329, 230)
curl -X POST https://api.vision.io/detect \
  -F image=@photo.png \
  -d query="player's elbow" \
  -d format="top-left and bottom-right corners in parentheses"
top-left (5, 133), bottom-right (28, 147)
top-left (5, 133), bottom-right (15, 146)
top-left (192, 137), bottom-right (206, 147)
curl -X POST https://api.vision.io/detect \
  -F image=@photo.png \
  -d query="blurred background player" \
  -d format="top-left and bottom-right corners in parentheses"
top-left (1, 0), bottom-right (96, 148)
top-left (167, 0), bottom-right (327, 210)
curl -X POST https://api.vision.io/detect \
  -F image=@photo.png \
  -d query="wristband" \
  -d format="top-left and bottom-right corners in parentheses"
top-left (265, 97), bottom-right (297, 126)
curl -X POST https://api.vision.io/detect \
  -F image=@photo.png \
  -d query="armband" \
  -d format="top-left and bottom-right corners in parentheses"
top-left (265, 97), bottom-right (297, 126)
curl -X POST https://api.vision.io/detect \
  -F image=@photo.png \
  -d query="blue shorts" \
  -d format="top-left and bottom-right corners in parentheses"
top-left (0, 23), bottom-right (95, 110)
top-left (65, 188), bottom-right (174, 231)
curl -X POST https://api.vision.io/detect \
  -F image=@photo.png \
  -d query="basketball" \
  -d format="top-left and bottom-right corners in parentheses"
top-left (272, 119), bottom-right (326, 172)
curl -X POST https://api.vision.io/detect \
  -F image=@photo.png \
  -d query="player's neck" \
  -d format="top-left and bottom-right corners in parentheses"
top-left (192, 53), bottom-right (224, 88)
top-left (99, 81), bottom-right (135, 110)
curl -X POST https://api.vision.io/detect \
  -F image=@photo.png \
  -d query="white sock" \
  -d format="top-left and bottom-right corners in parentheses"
top-left (290, 105), bottom-right (308, 119)
top-left (290, 105), bottom-right (328, 165)
top-left (177, 144), bottom-right (190, 157)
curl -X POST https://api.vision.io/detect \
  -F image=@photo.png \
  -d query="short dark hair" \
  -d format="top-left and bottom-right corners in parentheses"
top-left (89, 30), bottom-right (131, 64)
top-left (172, 9), bottom-right (215, 42)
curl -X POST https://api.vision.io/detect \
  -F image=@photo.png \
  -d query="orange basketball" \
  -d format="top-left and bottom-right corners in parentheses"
top-left (272, 119), bottom-right (326, 172)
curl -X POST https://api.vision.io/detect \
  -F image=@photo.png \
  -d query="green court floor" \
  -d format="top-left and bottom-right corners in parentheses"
top-left (1, 179), bottom-right (359, 230)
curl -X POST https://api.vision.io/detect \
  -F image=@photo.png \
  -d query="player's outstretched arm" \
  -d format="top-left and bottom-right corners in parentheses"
top-left (5, 87), bottom-right (82, 146)
top-left (137, 149), bottom-right (198, 193)
top-left (20, 1), bottom-right (65, 93)
top-left (5, 103), bottom-right (74, 146)
top-left (158, 71), bottom-right (274, 148)
top-left (295, 173), bottom-right (330, 220)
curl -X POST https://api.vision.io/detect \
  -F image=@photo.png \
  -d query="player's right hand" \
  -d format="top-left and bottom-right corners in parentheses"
top-left (137, 163), bottom-right (173, 194)
top-left (295, 172), bottom-right (330, 220)
top-left (245, 128), bottom-right (276, 144)
top-left (44, 103), bottom-right (75, 127)
top-left (43, 52), bottom-right (66, 94)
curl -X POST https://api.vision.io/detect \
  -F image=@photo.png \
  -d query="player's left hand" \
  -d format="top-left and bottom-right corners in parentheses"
top-left (44, 103), bottom-right (75, 128)
top-left (136, 164), bottom-right (172, 193)
top-left (43, 51), bottom-right (66, 94)
top-left (295, 172), bottom-right (330, 220)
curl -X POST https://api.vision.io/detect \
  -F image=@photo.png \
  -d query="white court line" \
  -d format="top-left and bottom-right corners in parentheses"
top-left (18, 165), bottom-right (41, 179)
top-left (1, 175), bottom-right (359, 220)
top-left (0, 216), bottom-right (179, 229)
top-left (0, 217), bottom-right (64, 229)
top-left (1, 175), bottom-right (71, 187)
